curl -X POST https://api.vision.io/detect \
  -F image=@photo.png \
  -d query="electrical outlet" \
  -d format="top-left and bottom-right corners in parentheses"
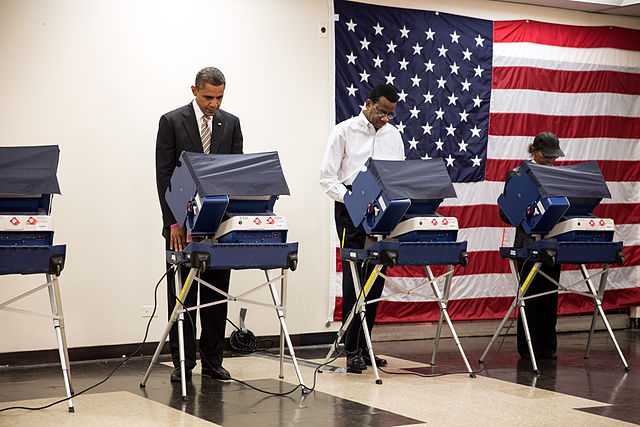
top-left (142, 305), bottom-right (157, 318)
top-left (319, 21), bottom-right (328, 38)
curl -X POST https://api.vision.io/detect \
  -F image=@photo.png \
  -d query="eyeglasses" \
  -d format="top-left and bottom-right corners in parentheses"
top-left (372, 104), bottom-right (395, 120)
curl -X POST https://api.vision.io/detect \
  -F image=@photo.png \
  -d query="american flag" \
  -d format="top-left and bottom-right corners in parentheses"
top-left (330, 0), bottom-right (640, 322)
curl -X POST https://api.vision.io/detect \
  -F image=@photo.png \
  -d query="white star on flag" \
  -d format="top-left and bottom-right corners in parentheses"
top-left (445, 123), bottom-right (456, 135)
top-left (425, 28), bottom-right (435, 40)
top-left (445, 154), bottom-right (455, 166)
top-left (385, 73), bottom-right (396, 85)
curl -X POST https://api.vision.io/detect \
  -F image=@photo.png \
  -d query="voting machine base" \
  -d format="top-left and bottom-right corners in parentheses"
top-left (479, 244), bottom-right (630, 375)
top-left (0, 270), bottom-right (75, 412)
top-left (320, 242), bottom-right (475, 384)
top-left (140, 245), bottom-right (307, 400)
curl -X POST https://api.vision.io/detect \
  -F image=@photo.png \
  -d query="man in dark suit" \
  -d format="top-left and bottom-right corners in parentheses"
top-left (155, 67), bottom-right (243, 382)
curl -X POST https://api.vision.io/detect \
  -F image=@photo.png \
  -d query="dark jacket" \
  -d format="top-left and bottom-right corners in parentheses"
top-left (155, 103), bottom-right (243, 239)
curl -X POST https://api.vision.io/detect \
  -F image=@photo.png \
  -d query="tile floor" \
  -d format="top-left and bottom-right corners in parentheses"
top-left (0, 329), bottom-right (638, 426)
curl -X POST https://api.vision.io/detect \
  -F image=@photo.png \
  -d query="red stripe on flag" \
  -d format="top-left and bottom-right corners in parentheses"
top-left (438, 203), bottom-right (640, 229)
top-left (490, 113), bottom-right (640, 139)
top-left (333, 287), bottom-right (640, 322)
top-left (437, 205), bottom-right (503, 228)
top-left (494, 20), bottom-right (640, 51)
top-left (485, 159), bottom-right (640, 183)
top-left (593, 204), bottom-right (640, 225)
top-left (492, 67), bottom-right (640, 95)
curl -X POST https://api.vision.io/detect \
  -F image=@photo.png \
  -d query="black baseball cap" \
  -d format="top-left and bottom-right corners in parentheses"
top-left (533, 131), bottom-right (564, 157)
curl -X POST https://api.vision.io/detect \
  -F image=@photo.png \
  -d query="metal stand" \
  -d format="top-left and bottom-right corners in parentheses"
top-left (140, 266), bottom-right (308, 400)
top-left (0, 274), bottom-right (74, 412)
top-left (321, 260), bottom-right (474, 383)
top-left (479, 259), bottom-right (630, 374)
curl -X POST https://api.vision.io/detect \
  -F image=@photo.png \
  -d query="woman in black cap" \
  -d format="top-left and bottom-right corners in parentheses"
top-left (501, 131), bottom-right (565, 360)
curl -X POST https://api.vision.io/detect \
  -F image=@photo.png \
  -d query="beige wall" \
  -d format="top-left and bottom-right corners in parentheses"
top-left (0, 0), bottom-right (638, 353)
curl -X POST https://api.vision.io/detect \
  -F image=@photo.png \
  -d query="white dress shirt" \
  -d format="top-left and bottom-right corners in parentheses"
top-left (319, 111), bottom-right (405, 202)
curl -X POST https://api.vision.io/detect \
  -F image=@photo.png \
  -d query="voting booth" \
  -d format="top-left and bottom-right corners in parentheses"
top-left (0, 145), bottom-right (74, 411)
top-left (321, 158), bottom-right (474, 383)
top-left (480, 161), bottom-right (629, 374)
top-left (141, 152), bottom-right (306, 399)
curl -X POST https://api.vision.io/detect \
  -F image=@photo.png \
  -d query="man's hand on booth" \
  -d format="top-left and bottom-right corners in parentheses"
top-left (170, 225), bottom-right (187, 252)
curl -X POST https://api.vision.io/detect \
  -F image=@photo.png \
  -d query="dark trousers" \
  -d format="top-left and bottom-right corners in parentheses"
top-left (165, 241), bottom-right (230, 370)
top-left (516, 259), bottom-right (560, 358)
top-left (334, 202), bottom-right (386, 354)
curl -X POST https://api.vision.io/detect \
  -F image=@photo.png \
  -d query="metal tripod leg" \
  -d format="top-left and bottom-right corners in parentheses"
top-left (320, 261), bottom-right (382, 379)
top-left (584, 264), bottom-right (603, 358)
top-left (425, 266), bottom-right (474, 377)
top-left (480, 259), bottom-right (521, 363)
top-left (140, 267), bottom-right (198, 401)
top-left (349, 261), bottom-right (383, 384)
top-left (519, 303), bottom-right (539, 374)
top-left (580, 264), bottom-right (630, 371)
top-left (426, 266), bottom-right (447, 364)
top-left (47, 273), bottom-right (74, 412)
top-left (265, 270), bottom-right (308, 392)
top-left (278, 270), bottom-right (286, 379)
top-left (480, 260), bottom-right (542, 375)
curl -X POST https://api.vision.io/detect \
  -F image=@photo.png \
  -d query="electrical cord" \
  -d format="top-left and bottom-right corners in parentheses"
top-left (0, 263), bottom-right (181, 413)
top-left (168, 269), bottom-right (317, 396)
top-left (226, 318), bottom-right (274, 353)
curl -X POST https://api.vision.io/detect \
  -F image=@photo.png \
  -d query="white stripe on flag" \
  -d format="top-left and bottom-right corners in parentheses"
top-left (490, 89), bottom-right (640, 117)
top-left (493, 42), bottom-right (640, 69)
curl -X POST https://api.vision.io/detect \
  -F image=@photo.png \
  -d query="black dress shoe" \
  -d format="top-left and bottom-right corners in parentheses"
top-left (202, 365), bottom-right (231, 380)
top-left (361, 354), bottom-right (388, 367)
top-left (540, 353), bottom-right (557, 360)
top-left (170, 368), bottom-right (192, 383)
top-left (346, 355), bottom-right (366, 373)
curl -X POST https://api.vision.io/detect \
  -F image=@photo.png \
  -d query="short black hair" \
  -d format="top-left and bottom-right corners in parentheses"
top-left (368, 84), bottom-right (399, 104)
top-left (195, 67), bottom-right (226, 89)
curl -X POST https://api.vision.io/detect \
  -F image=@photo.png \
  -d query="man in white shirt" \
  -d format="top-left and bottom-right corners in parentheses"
top-left (319, 84), bottom-right (405, 373)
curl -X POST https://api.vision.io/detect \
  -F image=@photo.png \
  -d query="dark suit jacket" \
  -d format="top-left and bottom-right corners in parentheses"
top-left (155, 103), bottom-right (243, 239)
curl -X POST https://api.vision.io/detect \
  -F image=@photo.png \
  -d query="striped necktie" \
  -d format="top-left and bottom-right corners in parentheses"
top-left (201, 115), bottom-right (211, 154)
